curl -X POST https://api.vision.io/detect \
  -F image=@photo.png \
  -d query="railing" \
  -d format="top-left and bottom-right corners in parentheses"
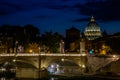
top-left (0, 53), bottom-right (87, 57)
top-left (0, 53), bottom-right (120, 59)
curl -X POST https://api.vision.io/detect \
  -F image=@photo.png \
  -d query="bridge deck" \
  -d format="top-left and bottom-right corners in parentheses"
top-left (0, 53), bottom-right (87, 57)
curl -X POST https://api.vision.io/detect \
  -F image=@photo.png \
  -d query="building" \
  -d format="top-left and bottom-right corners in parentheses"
top-left (65, 27), bottom-right (80, 52)
top-left (84, 16), bottom-right (102, 40)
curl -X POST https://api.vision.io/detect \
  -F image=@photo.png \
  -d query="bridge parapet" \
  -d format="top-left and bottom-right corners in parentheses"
top-left (87, 54), bottom-right (120, 73)
top-left (0, 53), bottom-right (87, 57)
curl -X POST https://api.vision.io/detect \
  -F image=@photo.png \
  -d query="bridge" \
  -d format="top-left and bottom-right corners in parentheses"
top-left (0, 53), bottom-right (87, 69)
top-left (0, 53), bottom-right (119, 78)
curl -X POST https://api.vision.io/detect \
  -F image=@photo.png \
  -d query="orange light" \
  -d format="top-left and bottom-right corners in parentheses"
top-left (29, 49), bottom-right (33, 53)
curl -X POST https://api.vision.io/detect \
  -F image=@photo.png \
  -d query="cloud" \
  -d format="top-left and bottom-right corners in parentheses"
top-left (47, 5), bottom-right (71, 10)
top-left (34, 15), bottom-right (51, 19)
top-left (79, 0), bottom-right (120, 21)
top-left (72, 18), bottom-right (90, 22)
top-left (44, 0), bottom-right (85, 10)
top-left (0, 0), bottom-right (51, 16)
top-left (0, 0), bottom-right (84, 16)
top-left (0, 2), bottom-right (21, 15)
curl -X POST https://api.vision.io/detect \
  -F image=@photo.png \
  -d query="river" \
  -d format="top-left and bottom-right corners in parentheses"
top-left (0, 75), bottom-right (120, 80)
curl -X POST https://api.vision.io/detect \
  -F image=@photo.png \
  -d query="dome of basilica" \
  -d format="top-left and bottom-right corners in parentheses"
top-left (84, 16), bottom-right (102, 40)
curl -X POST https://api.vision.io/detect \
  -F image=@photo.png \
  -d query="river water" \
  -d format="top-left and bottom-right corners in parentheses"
top-left (0, 76), bottom-right (119, 80)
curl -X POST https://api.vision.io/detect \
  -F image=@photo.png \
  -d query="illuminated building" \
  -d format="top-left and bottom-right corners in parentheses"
top-left (84, 16), bottom-right (102, 40)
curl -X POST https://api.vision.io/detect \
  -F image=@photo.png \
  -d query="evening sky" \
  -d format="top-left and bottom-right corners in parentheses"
top-left (0, 0), bottom-right (120, 35)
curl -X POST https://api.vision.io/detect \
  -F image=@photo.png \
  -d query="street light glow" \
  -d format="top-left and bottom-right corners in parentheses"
top-left (113, 55), bottom-right (117, 58)
top-left (61, 58), bottom-right (64, 62)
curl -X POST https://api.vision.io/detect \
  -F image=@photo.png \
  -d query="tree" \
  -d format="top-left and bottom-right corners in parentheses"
top-left (41, 32), bottom-right (64, 53)
top-left (106, 37), bottom-right (120, 54)
top-left (0, 24), bottom-right (41, 53)
top-left (24, 24), bottom-right (40, 43)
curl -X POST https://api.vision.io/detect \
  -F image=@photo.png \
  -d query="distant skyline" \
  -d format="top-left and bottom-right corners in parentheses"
top-left (0, 0), bottom-right (120, 35)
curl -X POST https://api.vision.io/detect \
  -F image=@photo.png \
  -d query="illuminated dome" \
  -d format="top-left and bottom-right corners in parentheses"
top-left (84, 16), bottom-right (102, 40)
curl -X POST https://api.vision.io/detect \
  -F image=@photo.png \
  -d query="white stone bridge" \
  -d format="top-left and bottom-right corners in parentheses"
top-left (0, 53), bottom-right (119, 78)
top-left (0, 53), bottom-right (87, 69)
top-left (0, 53), bottom-right (119, 70)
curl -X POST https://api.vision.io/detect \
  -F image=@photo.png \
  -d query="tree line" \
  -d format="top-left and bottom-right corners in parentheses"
top-left (0, 24), bottom-right (64, 53)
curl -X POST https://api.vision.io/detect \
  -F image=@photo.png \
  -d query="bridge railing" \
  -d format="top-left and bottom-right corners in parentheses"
top-left (0, 53), bottom-right (87, 57)
top-left (0, 53), bottom-right (120, 59)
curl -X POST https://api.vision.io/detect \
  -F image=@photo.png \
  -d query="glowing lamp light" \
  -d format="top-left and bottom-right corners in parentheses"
top-left (61, 58), bottom-right (64, 62)
top-left (89, 49), bottom-right (93, 55)
top-left (29, 49), bottom-right (33, 53)
top-left (1, 68), bottom-right (6, 71)
top-left (113, 55), bottom-right (116, 58)
top-left (13, 59), bottom-right (16, 62)
top-left (101, 50), bottom-right (106, 55)
top-left (51, 64), bottom-right (54, 68)
top-left (82, 65), bottom-right (85, 68)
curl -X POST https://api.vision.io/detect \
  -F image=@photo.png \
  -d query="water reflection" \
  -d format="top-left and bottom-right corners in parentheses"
top-left (50, 77), bottom-right (58, 80)
top-left (0, 77), bottom-right (14, 80)
top-left (0, 77), bottom-right (57, 80)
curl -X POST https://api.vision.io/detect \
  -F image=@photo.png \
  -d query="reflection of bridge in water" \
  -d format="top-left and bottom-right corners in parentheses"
top-left (0, 53), bottom-right (119, 78)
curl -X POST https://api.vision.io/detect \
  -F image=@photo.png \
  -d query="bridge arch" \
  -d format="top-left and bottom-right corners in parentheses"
top-left (40, 56), bottom-right (84, 68)
top-left (39, 56), bottom-right (87, 75)
top-left (47, 58), bottom-right (80, 67)
top-left (46, 58), bottom-right (81, 74)
top-left (0, 57), bottom-right (38, 69)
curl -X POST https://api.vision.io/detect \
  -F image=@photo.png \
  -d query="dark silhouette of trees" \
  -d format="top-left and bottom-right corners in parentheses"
top-left (92, 32), bottom-right (120, 55)
top-left (0, 24), bottom-right (40, 53)
top-left (41, 31), bottom-right (64, 53)
top-left (24, 24), bottom-right (40, 43)
top-left (105, 33), bottom-right (120, 54)
top-left (0, 24), bottom-right (65, 53)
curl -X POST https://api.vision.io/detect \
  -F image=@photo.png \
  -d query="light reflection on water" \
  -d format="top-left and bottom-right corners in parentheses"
top-left (0, 77), bottom-right (14, 80)
top-left (50, 77), bottom-right (54, 80)
top-left (0, 77), bottom-right (58, 80)
top-left (50, 77), bottom-right (58, 80)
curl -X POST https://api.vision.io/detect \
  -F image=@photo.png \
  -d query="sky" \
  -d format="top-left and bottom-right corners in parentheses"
top-left (0, 0), bottom-right (120, 36)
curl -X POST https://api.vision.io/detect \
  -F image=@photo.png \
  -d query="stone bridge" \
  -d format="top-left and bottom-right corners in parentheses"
top-left (0, 53), bottom-right (119, 78)
top-left (0, 53), bottom-right (119, 70)
top-left (0, 53), bottom-right (87, 69)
